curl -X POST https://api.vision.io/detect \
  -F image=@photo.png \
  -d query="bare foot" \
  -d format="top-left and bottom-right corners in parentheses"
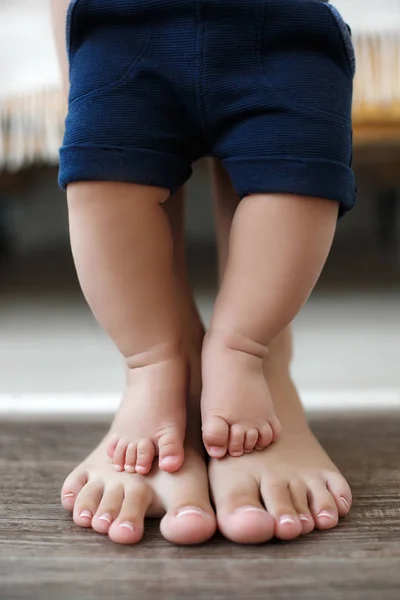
top-left (209, 366), bottom-right (352, 543)
top-left (62, 416), bottom-right (216, 545)
top-left (107, 342), bottom-right (188, 475)
top-left (201, 330), bottom-right (281, 459)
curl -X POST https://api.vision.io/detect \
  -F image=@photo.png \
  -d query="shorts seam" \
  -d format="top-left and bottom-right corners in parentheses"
top-left (258, 2), bottom-right (352, 126)
top-left (67, 0), bottom-right (152, 107)
top-left (322, 3), bottom-right (356, 78)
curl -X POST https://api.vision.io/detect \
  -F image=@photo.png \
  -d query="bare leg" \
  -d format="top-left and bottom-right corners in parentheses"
top-left (208, 160), bottom-right (351, 543)
top-left (68, 182), bottom-right (188, 474)
top-left (202, 170), bottom-right (338, 458)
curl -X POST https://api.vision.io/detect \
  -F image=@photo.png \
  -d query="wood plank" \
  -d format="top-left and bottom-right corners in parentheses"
top-left (0, 414), bottom-right (399, 599)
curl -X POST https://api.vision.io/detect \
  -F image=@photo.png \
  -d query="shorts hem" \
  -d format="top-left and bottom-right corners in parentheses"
top-left (58, 145), bottom-right (192, 194)
top-left (222, 156), bottom-right (356, 215)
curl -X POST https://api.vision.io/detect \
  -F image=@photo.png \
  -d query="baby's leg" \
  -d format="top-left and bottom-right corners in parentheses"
top-left (202, 192), bottom-right (338, 458)
top-left (202, 0), bottom-right (355, 458)
top-left (68, 182), bottom-right (187, 474)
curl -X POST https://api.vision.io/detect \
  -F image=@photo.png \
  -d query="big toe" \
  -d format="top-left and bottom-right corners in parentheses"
top-left (210, 461), bottom-right (274, 544)
top-left (161, 505), bottom-right (216, 545)
top-left (202, 416), bottom-right (229, 458)
top-left (158, 431), bottom-right (185, 473)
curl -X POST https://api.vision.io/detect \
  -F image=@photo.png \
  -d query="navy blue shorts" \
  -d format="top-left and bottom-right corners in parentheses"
top-left (59, 0), bottom-right (356, 214)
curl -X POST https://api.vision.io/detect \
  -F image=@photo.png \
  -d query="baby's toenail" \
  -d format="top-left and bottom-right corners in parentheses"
top-left (160, 456), bottom-right (178, 466)
top-left (209, 446), bottom-right (226, 458)
top-left (63, 492), bottom-right (75, 499)
top-left (98, 514), bottom-right (112, 524)
top-left (114, 464), bottom-right (123, 472)
top-left (318, 510), bottom-right (334, 519)
top-left (279, 515), bottom-right (297, 525)
top-left (340, 496), bottom-right (350, 510)
top-left (124, 464), bottom-right (135, 473)
top-left (79, 510), bottom-right (92, 519)
top-left (234, 505), bottom-right (265, 514)
top-left (176, 506), bottom-right (207, 519)
top-left (119, 522), bottom-right (135, 532)
top-left (299, 514), bottom-right (309, 522)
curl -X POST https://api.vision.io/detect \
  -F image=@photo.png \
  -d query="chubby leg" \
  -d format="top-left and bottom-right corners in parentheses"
top-left (62, 180), bottom-right (214, 544)
top-left (202, 178), bottom-right (338, 458)
top-left (68, 182), bottom-right (187, 474)
top-left (209, 161), bottom-right (351, 543)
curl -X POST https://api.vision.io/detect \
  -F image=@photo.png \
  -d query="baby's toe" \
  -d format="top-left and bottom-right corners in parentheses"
top-left (202, 415), bottom-right (229, 458)
top-left (158, 431), bottom-right (184, 473)
top-left (113, 438), bottom-right (129, 472)
top-left (255, 423), bottom-right (274, 450)
top-left (228, 424), bottom-right (246, 457)
top-left (124, 442), bottom-right (137, 473)
top-left (135, 438), bottom-right (156, 475)
top-left (244, 428), bottom-right (259, 454)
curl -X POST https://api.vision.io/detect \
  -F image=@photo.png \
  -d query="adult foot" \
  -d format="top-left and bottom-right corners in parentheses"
top-left (201, 330), bottom-right (281, 459)
top-left (209, 361), bottom-right (352, 543)
top-left (62, 418), bottom-right (216, 545)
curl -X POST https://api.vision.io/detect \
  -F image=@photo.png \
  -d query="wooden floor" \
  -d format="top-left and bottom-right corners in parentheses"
top-left (1, 414), bottom-right (400, 600)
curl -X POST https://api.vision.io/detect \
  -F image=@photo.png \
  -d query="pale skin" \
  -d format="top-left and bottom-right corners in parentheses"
top-left (53, 0), bottom-right (352, 544)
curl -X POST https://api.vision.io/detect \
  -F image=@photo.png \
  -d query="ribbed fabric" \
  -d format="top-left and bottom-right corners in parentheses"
top-left (59, 0), bottom-right (356, 214)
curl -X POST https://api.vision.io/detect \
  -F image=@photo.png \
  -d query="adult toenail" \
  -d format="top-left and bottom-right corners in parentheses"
top-left (234, 505), bottom-right (265, 515)
top-left (79, 510), bottom-right (92, 519)
top-left (119, 522), bottom-right (135, 532)
top-left (318, 510), bottom-right (334, 519)
top-left (63, 492), bottom-right (75, 499)
top-left (209, 446), bottom-right (226, 458)
top-left (279, 515), bottom-right (297, 525)
top-left (340, 496), bottom-right (350, 510)
top-left (98, 514), bottom-right (112, 524)
top-left (176, 507), bottom-right (207, 519)
top-left (299, 514), bottom-right (309, 522)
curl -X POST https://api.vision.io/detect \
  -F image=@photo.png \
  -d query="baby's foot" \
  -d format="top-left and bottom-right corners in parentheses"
top-left (201, 331), bottom-right (281, 459)
top-left (107, 342), bottom-right (188, 475)
top-left (209, 372), bottom-right (352, 543)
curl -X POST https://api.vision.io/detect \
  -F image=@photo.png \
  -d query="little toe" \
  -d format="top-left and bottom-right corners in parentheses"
top-left (135, 438), bottom-right (156, 475)
top-left (270, 416), bottom-right (282, 441)
top-left (326, 472), bottom-right (352, 517)
top-left (124, 443), bottom-right (137, 473)
top-left (202, 415), bottom-right (229, 458)
top-left (61, 469), bottom-right (88, 511)
top-left (289, 479), bottom-right (315, 535)
top-left (261, 479), bottom-right (302, 540)
top-left (106, 436), bottom-right (119, 461)
top-left (92, 483), bottom-right (124, 534)
top-left (73, 480), bottom-right (104, 528)
top-left (255, 424), bottom-right (273, 451)
top-left (158, 431), bottom-right (184, 473)
top-left (228, 424), bottom-right (246, 457)
top-left (108, 483), bottom-right (152, 544)
top-left (244, 428), bottom-right (259, 453)
top-left (113, 438), bottom-right (129, 472)
top-left (308, 479), bottom-right (339, 529)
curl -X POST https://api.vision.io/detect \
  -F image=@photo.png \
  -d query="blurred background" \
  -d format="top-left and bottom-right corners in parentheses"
top-left (0, 0), bottom-right (400, 414)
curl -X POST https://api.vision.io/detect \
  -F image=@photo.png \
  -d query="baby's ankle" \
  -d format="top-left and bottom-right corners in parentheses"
top-left (204, 328), bottom-right (268, 362)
